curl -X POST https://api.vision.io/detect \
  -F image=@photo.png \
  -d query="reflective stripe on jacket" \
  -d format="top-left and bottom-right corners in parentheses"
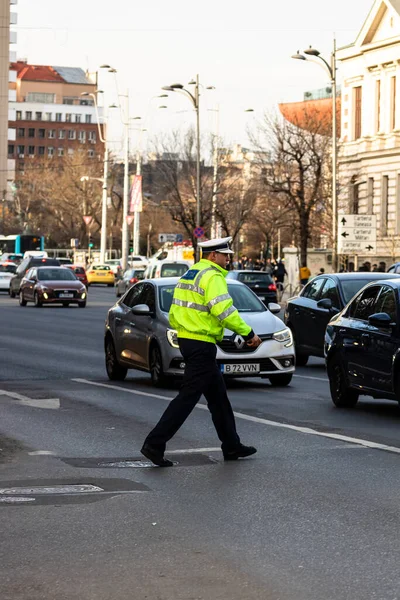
top-left (169, 259), bottom-right (252, 343)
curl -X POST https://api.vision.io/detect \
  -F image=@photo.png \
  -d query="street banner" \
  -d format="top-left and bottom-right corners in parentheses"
top-left (129, 175), bottom-right (143, 213)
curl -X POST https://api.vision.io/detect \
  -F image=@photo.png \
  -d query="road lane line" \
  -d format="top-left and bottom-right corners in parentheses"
top-left (72, 378), bottom-right (400, 456)
top-left (294, 375), bottom-right (328, 382)
top-left (0, 390), bottom-right (60, 409)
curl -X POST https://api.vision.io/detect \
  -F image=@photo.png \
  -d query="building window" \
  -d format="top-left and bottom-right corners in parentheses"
top-left (391, 76), bottom-right (397, 131)
top-left (28, 146), bottom-right (35, 156)
top-left (38, 146), bottom-right (45, 156)
top-left (48, 129), bottom-right (55, 139)
top-left (78, 131), bottom-right (86, 143)
top-left (59, 129), bottom-right (66, 139)
top-left (353, 86), bottom-right (362, 139)
top-left (65, 113), bottom-right (72, 122)
top-left (17, 128), bottom-right (25, 137)
top-left (38, 128), bottom-right (46, 139)
top-left (63, 97), bottom-right (75, 105)
top-left (17, 145), bottom-right (25, 156)
top-left (88, 131), bottom-right (96, 143)
top-left (8, 144), bottom-right (14, 156)
top-left (58, 147), bottom-right (64, 156)
top-left (349, 178), bottom-right (359, 214)
top-left (35, 112), bottom-right (42, 121)
top-left (27, 92), bottom-right (55, 103)
top-left (367, 177), bottom-right (374, 214)
top-left (25, 111), bottom-right (32, 120)
top-left (46, 112), bottom-right (52, 121)
top-left (375, 80), bottom-right (381, 133)
top-left (85, 114), bottom-right (92, 124)
top-left (16, 111), bottom-right (22, 120)
top-left (75, 114), bottom-right (81, 123)
top-left (68, 148), bottom-right (74, 155)
top-left (28, 128), bottom-right (35, 138)
top-left (68, 130), bottom-right (76, 140)
top-left (48, 147), bottom-right (54, 157)
top-left (381, 175), bottom-right (389, 236)
top-left (88, 149), bottom-right (95, 158)
top-left (56, 113), bottom-right (62, 122)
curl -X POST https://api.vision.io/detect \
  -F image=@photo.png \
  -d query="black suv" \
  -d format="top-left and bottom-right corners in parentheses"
top-left (10, 256), bottom-right (60, 297)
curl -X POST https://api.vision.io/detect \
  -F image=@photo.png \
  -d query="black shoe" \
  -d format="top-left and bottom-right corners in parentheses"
top-left (223, 444), bottom-right (257, 461)
top-left (141, 443), bottom-right (173, 467)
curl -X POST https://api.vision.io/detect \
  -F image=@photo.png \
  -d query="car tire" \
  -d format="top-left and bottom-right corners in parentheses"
top-left (328, 356), bottom-right (359, 408)
top-left (108, 283), bottom-right (114, 287)
top-left (116, 289), bottom-right (121, 297)
top-left (105, 337), bottom-right (127, 381)
top-left (34, 292), bottom-right (42, 308)
top-left (150, 345), bottom-right (167, 387)
top-left (78, 301), bottom-right (86, 308)
top-left (10, 288), bottom-right (16, 298)
top-left (19, 291), bottom-right (27, 306)
top-left (268, 374), bottom-right (293, 387)
top-left (62, 303), bottom-right (69, 307)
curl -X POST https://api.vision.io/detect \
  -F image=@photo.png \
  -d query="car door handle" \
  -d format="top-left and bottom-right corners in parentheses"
top-left (361, 333), bottom-right (370, 345)
top-left (115, 317), bottom-right (122, 324)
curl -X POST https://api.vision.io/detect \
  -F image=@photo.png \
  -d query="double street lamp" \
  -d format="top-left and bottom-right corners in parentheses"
top-left (292, 40), bottom-right (338, 271)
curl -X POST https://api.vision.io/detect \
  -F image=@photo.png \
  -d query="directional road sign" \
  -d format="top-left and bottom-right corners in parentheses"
top-left (158, 233), bottom-right (177, 243)
top-left (337, 214), bottom-right (377, 255)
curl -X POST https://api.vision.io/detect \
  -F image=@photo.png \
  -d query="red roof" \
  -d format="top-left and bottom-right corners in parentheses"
top-left (10, 62), bottom-right (65, 82)
top-left (279, 97), bottom-right (341, 136)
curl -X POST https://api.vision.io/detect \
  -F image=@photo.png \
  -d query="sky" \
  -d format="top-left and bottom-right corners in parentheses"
top-left (14, 0), bottom-right (373, 154)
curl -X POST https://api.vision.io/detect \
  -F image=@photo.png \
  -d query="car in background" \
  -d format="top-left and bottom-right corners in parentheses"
top-left (284, 272), bottom-right (400, 365)
top-left (326, 278), bottom-right (400, 408)
top-left (105, 259), bottom-right (123, 278)
top-left (87, 264), bottom-right (115, 286)
top-left (387, 263), bottom-right (400, 274)
top-left (116, 268), bottom-right (145, 297)
top-left (19, 266), bottom-right (87, 308)
top-left (9, 256), bottom-right (61, 297)
top-left (0, 253), bottom-right (23, 265)
top-left (64, 264), bottom-right (88, 288)
top-left (104, 277), bottom-right (295, 387)
top-left (128, 255), bottom-right (149, 269)
top-left (0, 262), bottom-right (17, 292)
top-left (144, 260), bottom-right (190, 279)
top-left (56, 257), bottom-right (73, 266)
top-left (227, 270), bottom-right (277, 303)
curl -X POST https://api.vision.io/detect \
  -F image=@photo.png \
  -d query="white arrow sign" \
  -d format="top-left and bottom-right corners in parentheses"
top-left (338, 214), bottom-right (376, 255)
top-left (0, 390), bottom-right (60, 410)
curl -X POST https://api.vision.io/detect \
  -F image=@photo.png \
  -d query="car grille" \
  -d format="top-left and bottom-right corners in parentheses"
top-left (217, 333), bottom-right (273, 354)
top-left (54, 290), bottom-right (78, 298)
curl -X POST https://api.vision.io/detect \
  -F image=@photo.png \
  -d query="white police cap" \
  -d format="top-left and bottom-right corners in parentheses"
top-left (198, 236), bottom-right (234, 254)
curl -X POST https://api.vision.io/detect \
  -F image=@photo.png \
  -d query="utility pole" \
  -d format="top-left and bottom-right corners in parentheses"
top-left (121, 90), bottom-right (130, 271)
top-left (133, 151), bottom-right (142, 255)
top-left (100, 146), bottom-right (108, 264)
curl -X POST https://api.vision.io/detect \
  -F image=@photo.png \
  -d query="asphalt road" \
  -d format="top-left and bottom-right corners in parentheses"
top-left (1, 285), bottom-right (400, 600)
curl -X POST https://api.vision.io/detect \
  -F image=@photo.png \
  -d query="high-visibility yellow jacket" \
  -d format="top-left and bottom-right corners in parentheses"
top-left (169, 258), bottom-right (253, 344)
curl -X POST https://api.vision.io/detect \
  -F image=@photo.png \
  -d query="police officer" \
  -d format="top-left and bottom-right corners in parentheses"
top-left (141, 236), bottom-right (262, 467)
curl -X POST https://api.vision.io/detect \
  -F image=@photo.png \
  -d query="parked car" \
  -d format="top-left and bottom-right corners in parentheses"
top-left (87, 264), bottom-right (115, 286)
top-left (0, 253), bottom-right (23, 265)
top-left (56, 257), bottom-right (73, 265)
top-left (144, 260), bottom-right (191, 279)
top-left (325, 278), bottom-right (400, 407)
top-left (104, 278), bottom-right (295, 387)
top-left (284, 272), bottom-right (400, 365)
top-left (116, 268), bottom-right (145, 297)
top-left (19, 266), bottom-right (87, 308)
top-left (226, 270), bottom-right (277, 303)
top-left (0, 262), bottom-right (17, 292)
top-left (64, 264), bottom-right (88, 287)
top-left (9, 256), bottom-right (61, 297)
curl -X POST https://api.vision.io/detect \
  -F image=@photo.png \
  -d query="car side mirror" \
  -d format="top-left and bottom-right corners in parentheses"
top-left (317, 298), bottom-right (333, 310)
top-left (131, 303), bottom-right (152, 316)
top-left (268, 302), bottom-right (281, 314)
top-left (368, 312), bottom-right (393, 329)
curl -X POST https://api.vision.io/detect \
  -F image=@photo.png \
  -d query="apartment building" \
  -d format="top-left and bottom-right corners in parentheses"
top-left (0, 0), bottom-right (17, 206)
top-left (8, 62), bottom-right (104, 170)
top-left (338, 0), bottom-right (400, 261)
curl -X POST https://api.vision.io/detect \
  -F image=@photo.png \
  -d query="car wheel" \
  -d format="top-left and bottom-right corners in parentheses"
top-left (10, 288), bottom-right (16, 298)
top-left (108, 283), bottom-right (114, 287)
top-left (78, 301), bottom-right (86, 308)
top-left (328, 356), bottom-right (359, 408)
top-left (62, 303), bottom-right (69, 307)
top-left (150, 345), bottom-right (166, 387)
top-left (105, 337), bottom-right (127, 381)
top-left (116, 289), bottom-right (121, 297)
top-left (268, 374), bottom-right (293, 387)
top-left (19, 291), bottom-right (27, 306)
top-left (34, 292), bottom-right (42, 308)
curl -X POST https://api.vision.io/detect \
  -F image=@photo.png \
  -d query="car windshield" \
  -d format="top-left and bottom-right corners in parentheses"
top-left (160, 264), bottom-right (189, 277)
top-left (93, 265), bottom-right (111, 271)
top-left (159, 283), bottom-right (266, 313)
top-left (73, 267), bottom-right (85, 275)
top-left (341, 279), bottom-right (379, 303)
top-left (237, 272), bottom-right (273, 284)
top-left (37, 269), bottom-right (76, 281)
top-left (0, 264), bottom-right (16, 273)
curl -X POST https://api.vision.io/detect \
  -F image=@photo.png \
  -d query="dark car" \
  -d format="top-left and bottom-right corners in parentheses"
top-left (226, 270), bottom-right (277, 303)
top-left (65, 264), bottom-right (88, 288)
top-left (284, 272), bottom-right (400, 365)
top-left (116, 268), bottom-right (145, 297)
top-left (10, 256), bottom-right (60, 297)
top-left (56, 257), bottom-right (73, 265)
top-left (326, 278), bottom-right (400, 407)
top-left (387, 263), bottom-right (400, 274)
top-left (19, 266), bottom-right (87, 308)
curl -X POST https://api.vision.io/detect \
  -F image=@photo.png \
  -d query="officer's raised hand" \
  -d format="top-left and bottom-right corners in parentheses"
top-left (247, 333), bottom-right (262, 348)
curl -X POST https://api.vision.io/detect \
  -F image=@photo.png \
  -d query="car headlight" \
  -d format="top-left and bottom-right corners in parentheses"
top-left (166, 329), bottom-right (179, 348)
top-left (81, 291), bottom-right (86, 299)
top-left (273, 328), bottom-right (293, 347)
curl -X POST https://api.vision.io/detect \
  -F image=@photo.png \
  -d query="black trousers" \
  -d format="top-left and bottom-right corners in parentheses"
top-left (145, 338), bottom-right (240, 452)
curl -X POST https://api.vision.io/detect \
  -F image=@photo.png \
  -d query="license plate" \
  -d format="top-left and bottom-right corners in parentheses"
top-left (97, 273), bottom-right (106, 276)
top-left (59, 293), bottom-right (73, 298)
top-left (221, 363), bottom-right (260, 374)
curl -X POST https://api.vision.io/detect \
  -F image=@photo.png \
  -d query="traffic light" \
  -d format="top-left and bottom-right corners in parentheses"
top-left (89, 242), bottom-right (94, 248)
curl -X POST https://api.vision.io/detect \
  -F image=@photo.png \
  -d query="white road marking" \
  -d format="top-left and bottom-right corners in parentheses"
top-left (0, 484), bottom-right (104, 495)
top-left (0, 390), bottom-right (60, 410)
top-left (294, 374), bottom-right (328, 382)
top-left (28, 451), bottom-right (56, 456)
top-left (73, 378), bottom-right (400, 456)
top-left (167, 447), bottom-right (220, 454)
top-left (0, 497), bottom-right (36, 504)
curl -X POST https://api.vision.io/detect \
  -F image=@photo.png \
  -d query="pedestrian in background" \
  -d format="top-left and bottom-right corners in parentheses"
top-left (299, 264), bottom-right (311, 285)
top-left (141, 236), bottom-right (262, 467)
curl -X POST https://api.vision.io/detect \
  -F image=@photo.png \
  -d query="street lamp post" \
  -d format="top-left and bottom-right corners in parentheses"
top-left (292, 40), bottom-right (338, 271)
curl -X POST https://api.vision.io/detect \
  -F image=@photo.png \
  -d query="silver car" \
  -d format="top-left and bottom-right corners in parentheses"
top-left (104, 277), bottom-right (295, 387)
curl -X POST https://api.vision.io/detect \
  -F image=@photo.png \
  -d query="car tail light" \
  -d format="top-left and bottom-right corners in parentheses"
top-left (268, 283), bottom-right (277, 291)
top-left (129, 277), bottom-right (138, 284)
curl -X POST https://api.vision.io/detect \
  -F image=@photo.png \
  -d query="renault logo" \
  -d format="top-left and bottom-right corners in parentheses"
top-left (234, 335), bottom-right (245, 349)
